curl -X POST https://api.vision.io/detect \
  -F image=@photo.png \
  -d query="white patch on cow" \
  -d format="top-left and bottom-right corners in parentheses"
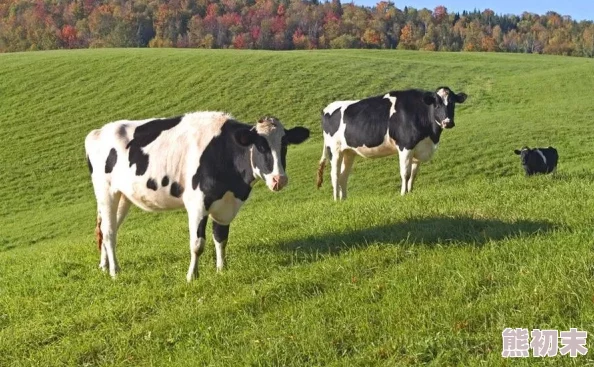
top-left (383, 93), bottom-right (397, 117)
top-left (535, 149), bottom-right (547, 165)
top-left (353, 128), bottom-right (398, 158)
top-left (437, 88), bottom-right (449, 106)
top-left (209, 191), bottom-right (243, 225)
top-left (323, 100), bottom-right (358, 115)
top-left (413, 137), bottom-right (439, 162)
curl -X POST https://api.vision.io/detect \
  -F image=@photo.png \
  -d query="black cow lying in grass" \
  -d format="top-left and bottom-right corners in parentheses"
top-left (514, 146), bottom-right (558, 176)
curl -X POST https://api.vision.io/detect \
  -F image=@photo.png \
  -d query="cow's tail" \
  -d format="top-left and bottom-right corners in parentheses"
top-left (317, 145), bottom-right (329, 189)
top-left (95, 213), bottom-right (103, 251)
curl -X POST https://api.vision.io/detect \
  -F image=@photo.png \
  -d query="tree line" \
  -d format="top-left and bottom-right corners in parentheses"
top-left (1, 0), bottom-right (593, 57)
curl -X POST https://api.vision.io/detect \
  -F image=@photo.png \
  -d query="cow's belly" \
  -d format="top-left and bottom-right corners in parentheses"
top-left (208, 191), bottom-right (244, 225)
top-left (413, 137), bottom-right (438, 162)
top-left (115, 176), bottom-right (185, 212)
top-left (352, 136), bottom-right (398, 158)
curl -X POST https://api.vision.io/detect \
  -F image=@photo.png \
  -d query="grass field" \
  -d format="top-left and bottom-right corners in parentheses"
top-left (1, 49), bottom-right (594, 366)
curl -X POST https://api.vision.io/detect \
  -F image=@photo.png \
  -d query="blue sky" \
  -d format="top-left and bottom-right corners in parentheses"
top-left (346, 0), bottom-right (594, 21)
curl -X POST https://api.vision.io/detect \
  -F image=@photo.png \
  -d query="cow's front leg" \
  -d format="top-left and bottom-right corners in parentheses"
top-left (212, 222), bottom-right (229, 272)
top-left (398, 149), bottom-right (413, 196)
top-left (187, 213), bottom-right (207, 282)
top-left (407, 161), bottom-right (420, 193)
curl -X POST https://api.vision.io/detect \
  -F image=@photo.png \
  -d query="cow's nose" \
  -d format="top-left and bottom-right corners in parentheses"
top-left (442, 118), bottom-right (454, 128)
top-left (272, 175), bottom-right (288, 191)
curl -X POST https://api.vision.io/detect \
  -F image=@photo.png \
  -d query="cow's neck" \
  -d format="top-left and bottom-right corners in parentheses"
top-left (428, 109), bottom-right (444, 144)
top-left (235, 147), bottom-right (256, 186)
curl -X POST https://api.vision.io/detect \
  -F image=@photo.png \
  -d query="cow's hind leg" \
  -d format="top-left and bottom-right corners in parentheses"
top-left (338, 151), bottom-right (355, 200)
top-left (116, 196), bottom-right (131, 229)
top-left (187, 210), bottom-right (207, 282)
top-left (96, 191), bottom-right (122, 277)
top-left (398, 149), bottom-right (413, 196)
top-left (212, 222), bottom-right (229, 272)
top-left (330, 150), bottom-right (344, 201)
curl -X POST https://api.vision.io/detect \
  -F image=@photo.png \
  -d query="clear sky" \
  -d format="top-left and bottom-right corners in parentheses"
top-left (346, 0), bottom-right (594, 21)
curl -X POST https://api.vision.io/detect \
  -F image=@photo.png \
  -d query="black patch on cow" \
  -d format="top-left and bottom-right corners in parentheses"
top-left (250, 139), bottom-right (275, 175)
top-left (192, 120), bottom-right (255, 210)
top-left (213, 222), bottom-right (230, 243)
top-left (161, 176), bottom-right (169, 187)
top-left (197, 216), bottom-right (208, 239)
top-left (105, 148), bottom-right (117, 173)
top-left (117, 124), bottom-right (128, 141)
top-left (391, 89), bottom-right (445, 150)
top-left (343, 97), bottom-right (392, 148)
top-left (127, 116), bottom-right (182, 176)
top-left (322, 108), bottom-right (341, 136)
top-left (86, 155), bottom-right (93, 174)
top-left (146, 178), bottom-right (158, 191)
top-left (170, 182), bottom-right (184, 198)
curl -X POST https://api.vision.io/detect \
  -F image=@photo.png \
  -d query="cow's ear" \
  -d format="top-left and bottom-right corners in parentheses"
top-left (423, 92), bottom-right (437, 105)
top-left (234, 128), bottom-right (258, 147)
top-left (285, 127), bottom-right (310, 145)
top-left (514, 149), bottom-right (521, 155)
top-left (454, 92), bottom-right (467, 103)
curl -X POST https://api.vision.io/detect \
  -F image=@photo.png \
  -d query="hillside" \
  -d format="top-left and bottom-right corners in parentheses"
top-left (1, 49), bottom-right (594, 365)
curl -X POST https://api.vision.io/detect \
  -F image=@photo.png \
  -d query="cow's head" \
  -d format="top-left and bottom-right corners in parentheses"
top-left (514, 146), bottom-right (532, 165)
top-left (234, 116), bottom-right (310, 191)
top-left (423, 87), bottom-right (467, 129)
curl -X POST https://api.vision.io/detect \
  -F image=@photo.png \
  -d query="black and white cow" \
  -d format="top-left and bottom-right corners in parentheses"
top-left (316, 87), bottom-right (467, 200)
top-left (85, 112), bottom-right (309, 281)
top-left (513, 146), bottom-right (558, 176)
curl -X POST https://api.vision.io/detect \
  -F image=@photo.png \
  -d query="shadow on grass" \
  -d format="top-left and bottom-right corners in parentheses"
top-left (279, 216), bottom-right (556, 256)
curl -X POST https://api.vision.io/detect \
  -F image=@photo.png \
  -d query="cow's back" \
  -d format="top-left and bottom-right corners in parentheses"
top-left (85, 112), bottom-right (232, 212)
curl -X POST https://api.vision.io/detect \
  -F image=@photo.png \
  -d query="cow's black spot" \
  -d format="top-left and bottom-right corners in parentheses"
top-left (146, 178), bottom-right (158, 191)
top-left (343, 97), bottom-right (391, 149)
top-left (105, 148), bottom-right (117, 173)
top-left (250, 138), bottom-right (274, 175)
top-left (197, 216), bottom-right (208, 239)
top-left (117, 124), bottom-right (128, 140)
top-left (322, 108), bottom-right (341, 136)
top-left (127, 116), bottom-right (182, 176)
top-left (86, 155), bottom-right (93, 174)
top-left (161, 176), bottom-right (169, 187)
top-left (213, 222), bottom-right (230, 243)
top-left (192, 120), bottom-right (254, 210)
top-left (170, 182), bottom-right (184, 198)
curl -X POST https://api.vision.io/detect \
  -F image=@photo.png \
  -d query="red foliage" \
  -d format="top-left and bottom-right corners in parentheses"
top-left (271, 15), bottom-right (286, 34)
top-left (277, 4), bottom-right (285, 17)
top-left (60, 24), bottom-right (78, 48)
top-left (433, 6), bottom-right (447, 22)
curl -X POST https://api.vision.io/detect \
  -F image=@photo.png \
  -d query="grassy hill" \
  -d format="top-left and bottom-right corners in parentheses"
top-left (1, 49), bottom-right (594, 366)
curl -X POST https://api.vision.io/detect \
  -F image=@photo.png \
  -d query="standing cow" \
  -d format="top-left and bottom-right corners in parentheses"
top-left (317, 87), bottom-right (467, 200)
top-left (513, 146), bottom-right (558, 176)
top-left (85, 112), bottom-right (310, 281)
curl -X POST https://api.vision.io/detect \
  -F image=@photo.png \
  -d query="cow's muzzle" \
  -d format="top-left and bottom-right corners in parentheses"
top-left (439, 118), bottom-right (454, 129)
top-left (269, 175), bottom-right (288, 191)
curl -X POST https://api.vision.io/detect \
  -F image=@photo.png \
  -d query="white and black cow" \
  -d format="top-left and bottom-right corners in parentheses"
top-left (85, 112), bottom-right (309, 281)
top-left (317, 87), bottom-right (467, 200)
top-left (514, 146), bottom-right (558, 176)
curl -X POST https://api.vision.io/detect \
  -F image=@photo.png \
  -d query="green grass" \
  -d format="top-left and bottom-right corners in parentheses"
top-left (1, 49), bottom-right (594, 366)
